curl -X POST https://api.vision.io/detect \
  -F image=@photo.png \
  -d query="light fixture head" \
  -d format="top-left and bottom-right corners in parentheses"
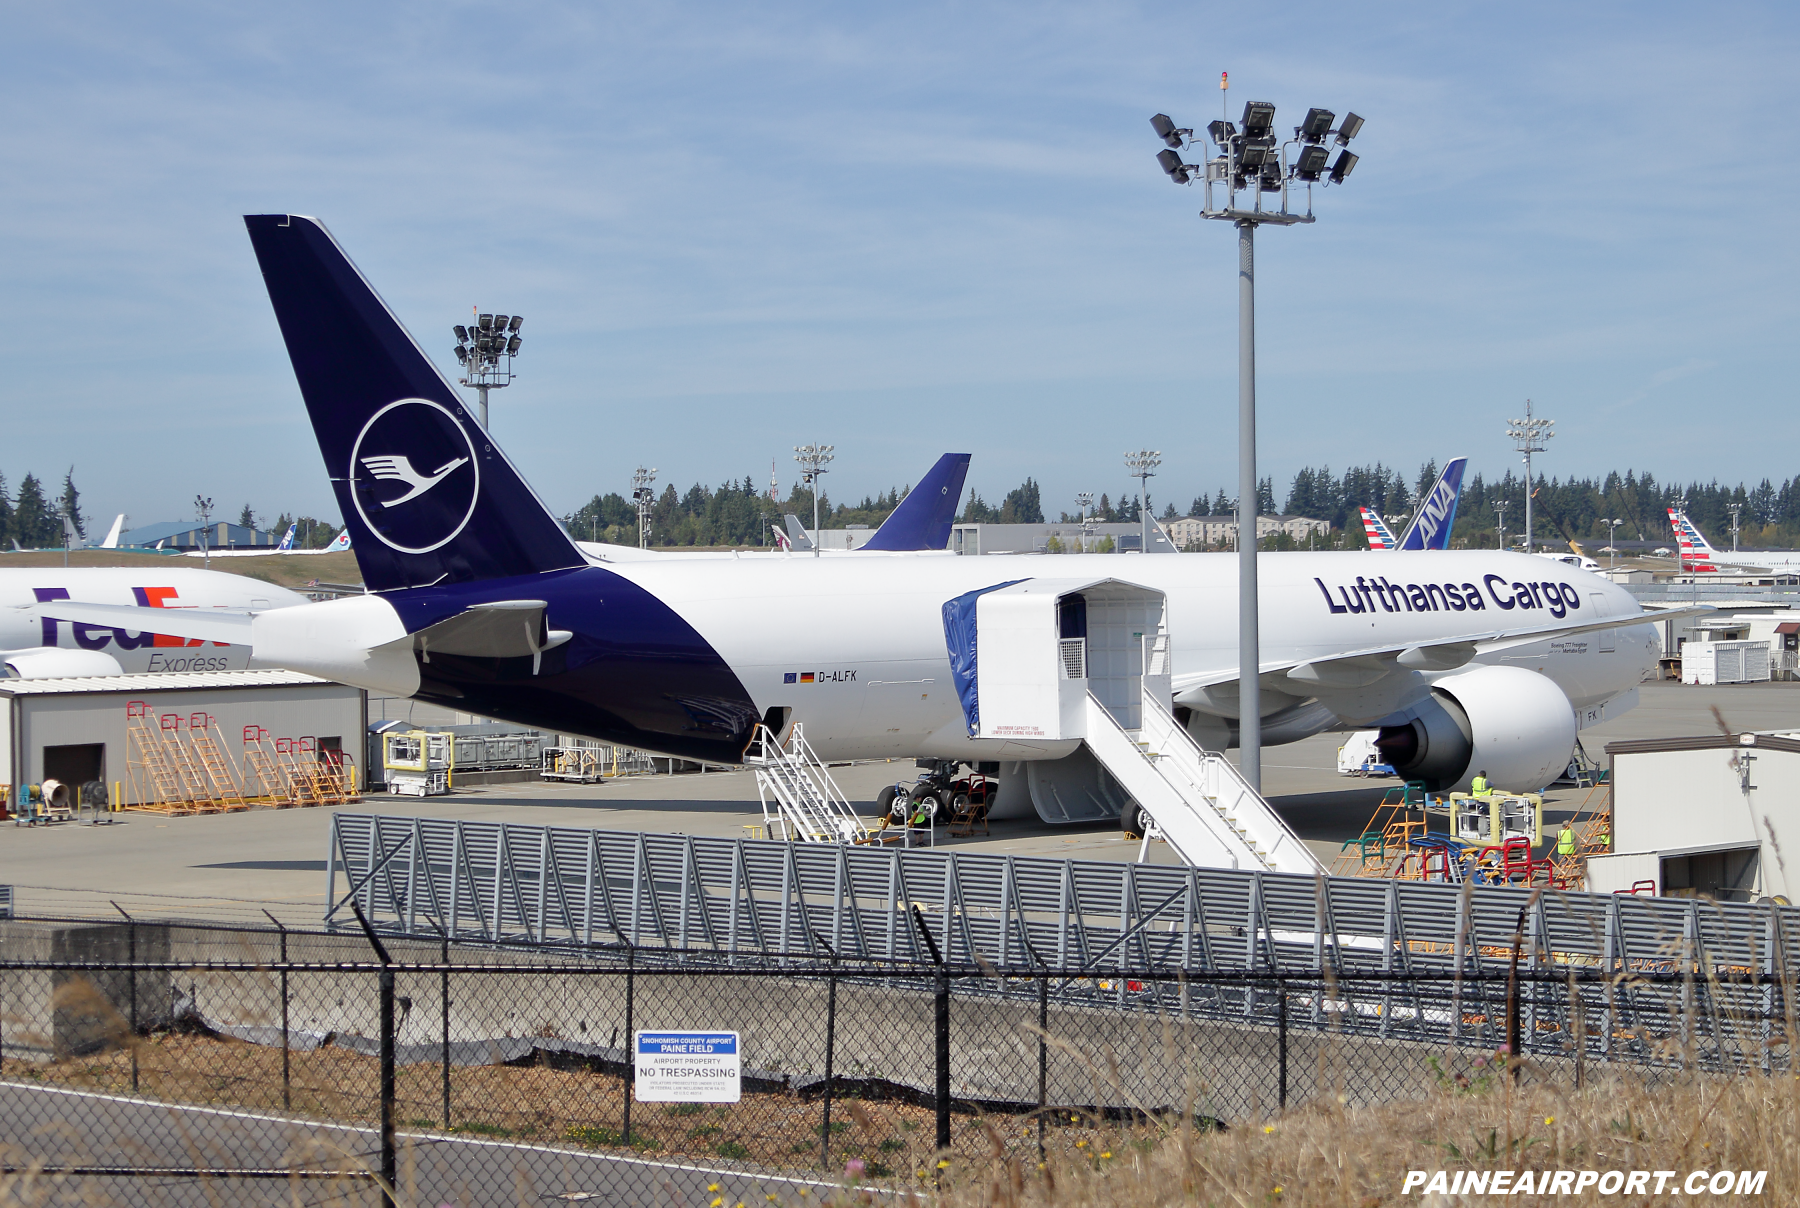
top-left (1328, 150), bottom-right (1358, 183)
top-left (1240, 101), bottom-right (1275, 136)
top-left (508, 315), bottom-right (523, 333)
top-left (454, 324), bottom-right (469, 343)
top-left (1206, 118), bottom-right (1235, 146)
top-left (1258, 160), bottom-right (1284, 192)
top-left (1335, 112), bottom-right (1364, 145)
top-left (478, 313), bottom-right (494, 330)
top-left (454, 346), bottom-right (469, 364)
top-left (506, 335), bottom-right (522, 355)
top-left (1156, 148), bottom-right (1190, 184)
top-left (1293, 144), bottom-right (1330, 181)
top-left (1298, 108), bottom-right (1335, 144)
top-left (1149, 113), bottom-right (1182, 148)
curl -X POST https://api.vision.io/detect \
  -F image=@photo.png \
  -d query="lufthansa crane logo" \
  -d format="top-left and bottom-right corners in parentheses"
top-left (349, 399), bottom-right (481, 554)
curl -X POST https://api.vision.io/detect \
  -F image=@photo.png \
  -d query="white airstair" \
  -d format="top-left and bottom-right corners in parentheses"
top-left (1083, 692), bottom-right (1321, 874)
top-left (743, 723), bottom-right (868, 844)
top-left (960, 575), bottom-right (1323, 875)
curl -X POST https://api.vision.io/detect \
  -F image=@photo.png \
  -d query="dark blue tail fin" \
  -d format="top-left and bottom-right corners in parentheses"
top-left (1397, 456), bottom-right (1467, 552)
top-left (861, 453), bottom-right (970, 551)
top-left (244, 215), bottom-right (582, 592)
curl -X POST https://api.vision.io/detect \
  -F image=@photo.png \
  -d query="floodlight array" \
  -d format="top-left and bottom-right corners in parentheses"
top-left (1149, 98), bottom-right (1364, 219)
top-left (454, 313), bottom-right (524, 371)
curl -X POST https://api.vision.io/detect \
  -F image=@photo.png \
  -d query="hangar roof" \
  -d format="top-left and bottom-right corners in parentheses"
top-left (0, 669), bottom-right (337, 697)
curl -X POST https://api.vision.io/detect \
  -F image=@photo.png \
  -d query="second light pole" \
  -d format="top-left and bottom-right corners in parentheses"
top-left (1151, 85), bottom-right (1363, 792)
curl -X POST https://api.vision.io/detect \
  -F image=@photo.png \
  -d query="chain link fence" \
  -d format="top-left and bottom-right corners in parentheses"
top-left (1, 911), bottom-right (1795, 1205)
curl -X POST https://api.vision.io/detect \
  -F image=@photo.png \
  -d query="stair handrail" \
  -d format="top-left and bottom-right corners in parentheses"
top-left (1138, 695), bottom-right (1322, 874)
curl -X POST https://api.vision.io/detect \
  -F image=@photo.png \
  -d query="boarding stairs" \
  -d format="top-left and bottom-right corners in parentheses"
top-left (1081, 692), bottom-right (1322, 874)
top-left (743, 723), bottom-right (868, 844)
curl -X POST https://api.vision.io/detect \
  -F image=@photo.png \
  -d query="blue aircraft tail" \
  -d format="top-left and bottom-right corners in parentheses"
top-left (1397, 457), bottom-right (1467, 552)
top-left (243, 215), bottom-right (583, 592)
top-left (860, 453), bottom-right (970, 551)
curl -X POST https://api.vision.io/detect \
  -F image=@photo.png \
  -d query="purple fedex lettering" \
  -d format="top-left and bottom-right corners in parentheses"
top-left (33, 588), bottom-right (71, 646)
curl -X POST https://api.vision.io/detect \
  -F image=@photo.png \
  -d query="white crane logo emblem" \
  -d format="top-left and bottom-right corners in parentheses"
top-left (359, 455), bottom-right (471, 507)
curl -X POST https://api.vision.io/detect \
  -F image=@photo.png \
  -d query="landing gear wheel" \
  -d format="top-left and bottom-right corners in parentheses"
top-left (1121, 799), bottom-right (1145, 840)
top-left (951, 791), bottom-right (971, 813)
top-left (875, 785), bottom-right (904, 822)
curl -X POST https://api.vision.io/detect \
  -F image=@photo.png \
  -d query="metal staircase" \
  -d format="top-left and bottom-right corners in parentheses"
top-left (1081, 692), bottom-right (1322, 875)
top-left (743, 723), bottom-right (868, 844)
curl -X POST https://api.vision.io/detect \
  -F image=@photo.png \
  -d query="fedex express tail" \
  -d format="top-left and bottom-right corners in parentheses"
top-left (243, 215), bottom-right (582, 592)
top-left (1667, 508), bottom-right (1719, 572)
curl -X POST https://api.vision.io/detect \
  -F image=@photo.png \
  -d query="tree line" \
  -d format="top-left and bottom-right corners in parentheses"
top-left (558, 463), bottom-right (1800, 551)
top-left (0, 469), bottom-right (86, 549)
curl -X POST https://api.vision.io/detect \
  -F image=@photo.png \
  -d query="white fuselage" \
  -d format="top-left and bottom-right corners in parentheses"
top-left (603, 548), bottom-right (1658, 763)
top-left (0, 568), bottom-right (307, 673)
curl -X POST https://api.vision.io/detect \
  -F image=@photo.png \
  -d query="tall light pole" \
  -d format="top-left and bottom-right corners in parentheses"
top-left (1505, 400), bottom-right (1554, 553)
top-left (1729, 502), bottom-right (1743, 553)
top-left (794, 444), bottom-right (834, 557)
top-left (453, 310), bottom-right (524, 430)
top-left (1602, 518), bottom-right (1624, 568)
top-left (1495, 500), bottom-right (1507, 552)
top-left (632, 467), bottom-right (657, 550)
top-left (1124, 450), bottom-right (1161, 554)
top-left (194, 495), bottom-right (214, 570)
top-left (1150, 86), bottom-right (1364, 792)
top-left (1076, 492), bottom-right (1095, 552)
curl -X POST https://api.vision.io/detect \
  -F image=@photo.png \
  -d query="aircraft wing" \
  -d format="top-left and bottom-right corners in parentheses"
top-left (1171, 603), bottom-right (1710, 709)
top-left (17, 602), bottom-right (257, 645)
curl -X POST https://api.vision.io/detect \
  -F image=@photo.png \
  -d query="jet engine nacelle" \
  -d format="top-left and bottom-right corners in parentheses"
top-left (1374, 666), bottom-right (1576, 793)
top-left (1, 648), bottom-right (125, 679)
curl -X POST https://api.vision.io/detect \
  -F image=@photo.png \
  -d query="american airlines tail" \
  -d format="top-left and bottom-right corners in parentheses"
top-left (1360, 507), bottom-right (1396, 550)
top-left (1668, 507), bottom-right (1719, 572)
top-left (244, 215), bottom-right (583, 592)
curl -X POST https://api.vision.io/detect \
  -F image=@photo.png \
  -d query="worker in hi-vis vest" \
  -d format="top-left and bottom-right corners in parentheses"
top-left (1557, 821), bottom-right (1577, 858)
top-left (1471, 770), bottom-right (1492, 797)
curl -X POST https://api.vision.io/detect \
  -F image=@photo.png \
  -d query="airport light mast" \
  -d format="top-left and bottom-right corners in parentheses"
top-left (1076, 492), bottom-right (1096, 551)
top-left (794, 444), bottom-right (834, 558)
top-left (1125, 450), bottom-right (1161, 554)
top-left (632, 466), bottom-right (657, 549)
top-left (1148, 79), bottom-right (1364, 792)
top-left (1505, 400), bottom-right (1554, 553)
top-left (453, 311), bottom-right (523, 430)
top-left (1495, 500), bottom-right (1507, 553)
top-left (1602, 518), bottom-right (1624, 568)
top-left (1729, 503), bottom-right (1743, 553)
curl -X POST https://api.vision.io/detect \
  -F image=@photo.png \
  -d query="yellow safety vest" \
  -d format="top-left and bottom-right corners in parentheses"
top-left (1557, 828), bottom-right (1576, 856)
top-left (1471, 776), bottom-right (1491, 797)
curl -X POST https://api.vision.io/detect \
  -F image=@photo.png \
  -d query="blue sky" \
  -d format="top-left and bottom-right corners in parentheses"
top-left (5, 2), bottom-right (1797, 530)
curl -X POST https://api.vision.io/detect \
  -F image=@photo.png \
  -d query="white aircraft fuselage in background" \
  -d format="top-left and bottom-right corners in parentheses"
top-left (0, 568), bottom-right (306, 675)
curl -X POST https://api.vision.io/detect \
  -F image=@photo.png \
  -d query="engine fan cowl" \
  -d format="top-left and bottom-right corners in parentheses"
top-left (1, 648), bottom-right (125, 679)
top-left (1375, 666), bottom-right (1576, 793)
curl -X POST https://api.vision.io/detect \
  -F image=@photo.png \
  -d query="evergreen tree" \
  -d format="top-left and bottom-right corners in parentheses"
top-left (1257, 476), bottom-right (1275, 515)
top-left (1212, 489), bottom-right (1232, 516)
top-left (999, 478), bottom-right (1043, 524)
top-left (14, 474), bottom-right (54, 548)
top-left (238, 504), bottom-right (258, 530)
top-left (0, 472), bottom-right (11, 548)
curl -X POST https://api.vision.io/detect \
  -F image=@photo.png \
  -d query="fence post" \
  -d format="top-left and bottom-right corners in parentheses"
top-left (909, 905), bottom-right (951, 1155)
top-left (263, 911), bottom-right (290, 1111)
top-left (1277, 979), bottom-right (1287, 1111)
top-left (820, 964), bottom-right (838, 1170)
top-left (1036, 973), bottom-right (1048, 1163)
top-left (441, 933), bottom-right (452, 1130)
top-left (1506, 902), bottom-right (1527, 1085)
top-left (112, 902), bottom-right (138, 1093)
top-left (622, 946), bottom-right (636, 1147)
top-left (350, 901), bottom-right (397, 1207)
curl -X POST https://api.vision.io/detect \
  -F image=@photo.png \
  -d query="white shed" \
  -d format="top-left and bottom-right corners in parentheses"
top-left (1, 669), bottom-right (366, 808)
top-left (1588, 733), bottom-right (1800, 902)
